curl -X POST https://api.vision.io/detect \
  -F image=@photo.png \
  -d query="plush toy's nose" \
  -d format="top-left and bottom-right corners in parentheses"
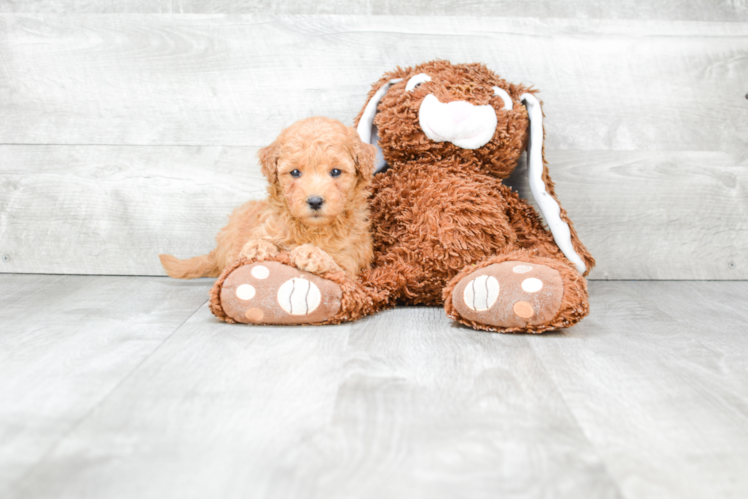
top-left (307, 196), bottom-right (324, 211)
top-left (418, 94), bottom-right (497, 150)
top-left (448, 101), bottom-right (473, 124)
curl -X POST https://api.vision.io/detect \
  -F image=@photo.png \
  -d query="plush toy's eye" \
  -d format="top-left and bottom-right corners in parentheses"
top-left (406, 73), bottom-right (432, 92)
top-left (330, 168), bottom-right (342, 177)
top-left (492, 86), bottom-right (514, 111)
top-left (290, 169), bottom-right (301, 178)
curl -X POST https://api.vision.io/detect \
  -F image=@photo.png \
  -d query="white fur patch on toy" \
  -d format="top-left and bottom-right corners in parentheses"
top-left (251, 265), bottom-right (269, 279)
top-left (419, 94), bottom-right (497, 150)
top-left (492, 86), bottom-right (514, 111)
top-left (463, 275), bottom-right (500, 311)
top-left (521, 93), bottom-right (587, 275)
top-left (513, 264), bottom-right (533, 274)
top-left (357, 78), bottom-right (403, 173)
top-left (277, 277), bottom-right (321, 316)
top-left (236, 284), bottom-right (256, 300)
top-left (521, 278), bottom-right (543, 293)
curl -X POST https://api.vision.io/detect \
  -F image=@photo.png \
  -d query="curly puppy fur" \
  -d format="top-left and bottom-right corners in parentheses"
top-left (160, 116), bottom-right (376, 279)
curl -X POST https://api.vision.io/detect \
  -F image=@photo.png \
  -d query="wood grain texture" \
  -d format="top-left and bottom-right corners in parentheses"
top-left (10, 301), bottom-right (358, 498)
top-left (527, 281), bottom-right (748, 497)
top-left (0, 15), bottom-right (746, 154)
top-left (264, 306), bottom-right (619, 497)
top-left (7, 293), bottom-right (619, 498)
top-left (0, 145), bottom-right (264, 275)
top-left (2, 146), bottom-right (746, 279)
top-left (0, 13), bottom-right (746, 278)
top-left (1, 0), bottom-right (747, 22)
top-left (3, 277), bottom-right (748, 497)
top-left (0, 274), bottom-right (210, 495)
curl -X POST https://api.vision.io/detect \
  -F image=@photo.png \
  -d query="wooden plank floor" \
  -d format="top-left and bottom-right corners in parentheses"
top-left (1, 276), bottom-right (747, 497)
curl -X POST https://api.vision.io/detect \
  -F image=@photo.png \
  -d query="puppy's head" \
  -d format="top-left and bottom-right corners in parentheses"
top-left (259, 116), bottom-right (375, 227)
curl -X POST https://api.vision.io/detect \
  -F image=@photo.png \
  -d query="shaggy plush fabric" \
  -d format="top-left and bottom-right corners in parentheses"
top-left (209, 60), bottom-right (595, 333)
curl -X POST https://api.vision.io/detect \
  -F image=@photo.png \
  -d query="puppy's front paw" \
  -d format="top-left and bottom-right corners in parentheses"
top-left (240, 240), bottom-right (279, 262)
top-left (290, 244), bottom-right (341, 275)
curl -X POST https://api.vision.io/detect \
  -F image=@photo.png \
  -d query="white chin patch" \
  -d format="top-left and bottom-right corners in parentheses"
top-left (418, 94), bottom-right (497, 150)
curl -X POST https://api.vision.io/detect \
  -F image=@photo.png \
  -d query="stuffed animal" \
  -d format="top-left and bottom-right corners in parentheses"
top-left (209, 60), bottom-right (595, 333)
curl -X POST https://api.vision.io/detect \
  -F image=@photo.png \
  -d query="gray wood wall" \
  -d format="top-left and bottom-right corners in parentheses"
top-left (1, 1), bottom-right (746, 279)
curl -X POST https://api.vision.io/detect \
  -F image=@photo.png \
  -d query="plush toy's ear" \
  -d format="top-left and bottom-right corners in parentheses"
top-left (258, 141), bottom-right (279, 184)
top-left (521, 93), bottom-right (595, 276)
top-left (356, 78), bottom-right (402, 173)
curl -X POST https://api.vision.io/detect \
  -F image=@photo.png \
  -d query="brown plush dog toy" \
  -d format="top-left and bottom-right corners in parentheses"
top-left (210, 60), bottom-right (595, 333)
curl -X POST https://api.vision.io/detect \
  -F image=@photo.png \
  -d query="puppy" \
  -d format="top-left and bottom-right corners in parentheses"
top-left (159, 116), bottom-right (376, 280)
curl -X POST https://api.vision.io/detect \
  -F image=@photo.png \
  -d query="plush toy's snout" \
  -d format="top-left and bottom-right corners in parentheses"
top-left (418, 94), bottom-right (497, 149)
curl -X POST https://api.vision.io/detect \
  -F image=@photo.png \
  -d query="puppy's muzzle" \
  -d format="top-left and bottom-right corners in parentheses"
top-left (307, 196), bottom-right (325, 211)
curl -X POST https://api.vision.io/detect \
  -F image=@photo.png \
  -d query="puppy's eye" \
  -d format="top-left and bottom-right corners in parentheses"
top-left (405, 73), bottom-right (431, 92)
top-left (330, 168), bottom-right (342, 177)
top-left (290, 169), bottom-right (301, 178)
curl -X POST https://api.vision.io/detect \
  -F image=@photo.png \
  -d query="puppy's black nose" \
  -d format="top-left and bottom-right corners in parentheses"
top-left (307, 196), bottom-right (324, 211)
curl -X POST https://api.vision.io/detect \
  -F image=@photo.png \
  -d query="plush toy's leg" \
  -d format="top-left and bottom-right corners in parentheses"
top-left (442, 250), bottom-right (590, 334)
top-left (209, 253), bottom-right (392, 325)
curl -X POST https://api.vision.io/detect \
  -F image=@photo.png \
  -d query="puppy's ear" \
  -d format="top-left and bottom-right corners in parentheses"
top-left (258, 141), bottom-right (280, 184)
top-left (348, 127), bottom-right (376, 182)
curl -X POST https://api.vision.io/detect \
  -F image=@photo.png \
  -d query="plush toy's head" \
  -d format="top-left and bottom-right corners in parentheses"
top-left (354, 60), bottom-right (533, 178)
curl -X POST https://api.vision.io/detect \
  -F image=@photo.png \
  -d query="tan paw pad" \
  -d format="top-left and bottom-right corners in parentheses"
top-left (452, 261), bottom-right (563, 328)
top-left (245, 307), bottom-right (264, 322)
top-left (219, 261), bottom-right (342, 325)
top-left (513, 301), bottom-right (534, 318)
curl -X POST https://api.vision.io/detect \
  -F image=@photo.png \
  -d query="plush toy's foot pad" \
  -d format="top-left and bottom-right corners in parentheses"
top-left (452, 261), bottom-right (563, 329)
top-left (219, 261), bottom-right (342, 325)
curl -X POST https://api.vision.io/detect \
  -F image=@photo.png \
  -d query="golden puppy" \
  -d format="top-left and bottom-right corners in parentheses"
top-left (159, 116), bottom-right (376, 279)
